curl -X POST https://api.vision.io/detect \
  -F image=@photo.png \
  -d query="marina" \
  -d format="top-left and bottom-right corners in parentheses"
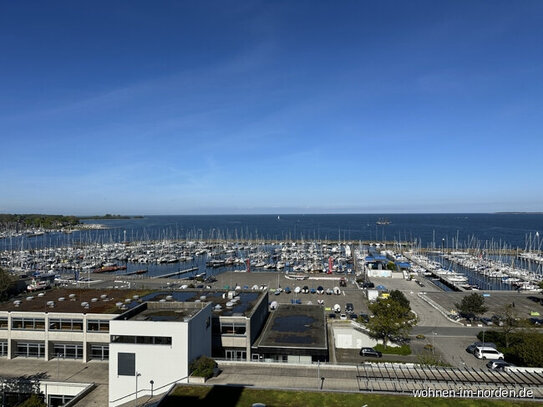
top-left (1, 214), bottom-right (542, 294)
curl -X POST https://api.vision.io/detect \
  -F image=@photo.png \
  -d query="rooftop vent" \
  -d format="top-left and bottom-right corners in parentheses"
top-left (13, 300), bottom-right (21, 307)
top-left (100, 294), bottom-right (108, 300)
top-left (81, 302), bottom-right (89, 308)
top-left (58, 297), bottom-right (65, 302)
top-left (47, 301), bottom-right (55, 308)
top-left (37, 292), bottom-right (45, 297)
top-left (26, 296), bottom-right (34, 301)
top-left (115, 302), bottom-right (124, 308)
top-left (91, 298), bottom-right (98, 302)
top-left (69, 294), bottom-right (76, 300)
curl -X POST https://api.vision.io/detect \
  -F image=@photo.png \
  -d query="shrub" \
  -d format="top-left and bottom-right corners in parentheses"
top-left (189, 356), bottom-right (216, 379)
top-left (374, 344), bottom-right (412, 355)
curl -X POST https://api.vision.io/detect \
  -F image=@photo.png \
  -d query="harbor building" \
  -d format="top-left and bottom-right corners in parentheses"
top-left (252, 304), bottom-right (328, 363)
top-left (0, 287), bottom-right (270, 404)
top-left (108, 301), bottom-right (212, 407)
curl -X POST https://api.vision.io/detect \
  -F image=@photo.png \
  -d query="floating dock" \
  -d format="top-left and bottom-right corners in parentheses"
top-left (151, 266), bottom-right (199, 279)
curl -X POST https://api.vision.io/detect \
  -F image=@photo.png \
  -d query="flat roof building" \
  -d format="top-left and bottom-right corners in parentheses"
top-left (109, 301), bottom-right (212, 407)
top-left (252, 304), bottom-right (328, 363)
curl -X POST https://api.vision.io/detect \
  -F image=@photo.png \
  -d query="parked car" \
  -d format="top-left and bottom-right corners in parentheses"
top-left (480, 317), bottom-right (494, 326)
top-left (316, 286), bottom-right (324, 294)
top-left (310, 288), bottom-right (316, 294)
top-left (284, 287), bottom-right (291, 294)
top-left (466, 342), bottom-right (497, 354)
top-left (302, 286), bottom-right (309, 294)
top-left (491, 315), bottom-right (504, 326)
top-left (349, 313), bottom-right (358, 320)
top-left (474, 346), bottom-right (504, 360)
top-left (486, 360), bottom-right (514, 371)
top-left (340, 313), bottom-right (347, 320)
top-left (360, 347), bottom-right (382, 357)
top-left (345, 303), bottom-right (354, 314)
top-left (328, 313), bottom-right (336, 319)
top-left (294, 286), bottom-right (301, 294)
top-left (362, 281), bottom-right (375, 289)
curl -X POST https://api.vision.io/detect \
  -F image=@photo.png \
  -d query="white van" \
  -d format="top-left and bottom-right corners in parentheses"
top-left (474, 346), bottom-right (504, 360)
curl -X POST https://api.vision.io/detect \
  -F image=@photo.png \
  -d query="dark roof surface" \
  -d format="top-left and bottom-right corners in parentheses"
top-left (254, 304), bottom-right (327, 349)
top-left (0, 288), bottom-right (264, 317)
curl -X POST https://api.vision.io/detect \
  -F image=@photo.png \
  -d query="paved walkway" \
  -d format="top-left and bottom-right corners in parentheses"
top-left (0, 358), bottom-right (108, 406)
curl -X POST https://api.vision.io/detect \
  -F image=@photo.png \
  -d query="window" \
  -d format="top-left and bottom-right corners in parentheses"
top-left (118, 352), bottom-right (135, 376)
top-left (12, 318), bottom-right (45, 330)
top-left (48, 395), bottom-right (74, 407)
top-left (0, 340), bottom-right (7, 356)
top-left (90, 344), bottom-right (109, 360)
top-left (87, 319), bottom-right (110, 332)
top-left (0, 317), bottom-right (8, 329)
top-left (16, 342), bottom-right (45, 358)
top-left (111, 335), bottom-right (172, 345)
top-left (220, 321), bottom-right (246, 335)
top-left (49, 318), bottom-right (83, 331)
top-left (53, 343), bottom-right (83, 359)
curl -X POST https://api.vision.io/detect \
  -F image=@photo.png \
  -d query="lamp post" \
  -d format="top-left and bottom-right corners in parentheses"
top-left (432, 332), bottom-right (437, 355)
top-left (135, 372), bottom-right (141, 407)
top-left (150, 380), bottom-right (154, 398)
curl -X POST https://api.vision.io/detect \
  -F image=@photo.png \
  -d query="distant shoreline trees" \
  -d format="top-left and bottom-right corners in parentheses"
top-left (0, 214), bottom-right (80, 230)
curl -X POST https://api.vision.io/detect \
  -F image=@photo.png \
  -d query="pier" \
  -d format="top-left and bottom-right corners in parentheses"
top-left (151, 266), bottom-right (199, 279)
top-left (125, 269), bottom-right (148, 276)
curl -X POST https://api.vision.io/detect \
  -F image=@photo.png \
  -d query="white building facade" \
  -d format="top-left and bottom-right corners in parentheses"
top-left (108, 302), bottom-right (212, 407)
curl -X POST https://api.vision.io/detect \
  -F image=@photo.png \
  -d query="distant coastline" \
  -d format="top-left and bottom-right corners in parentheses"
top-left (79, 214), bottom-right (144, 220)
top-left (494, 212), bottom-right (543, 215)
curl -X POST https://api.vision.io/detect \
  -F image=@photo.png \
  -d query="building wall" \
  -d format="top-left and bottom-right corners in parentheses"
top-left (247, 291), bottom-right (269, 358)
top-left (108, 304), bottom-right (212, 407)
top-left (187, 304), bottom-right (212, 364)
top-left (0, 311), bottom-right (113, 361)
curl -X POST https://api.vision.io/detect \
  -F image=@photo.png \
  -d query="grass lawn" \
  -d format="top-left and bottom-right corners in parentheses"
top-left (159, 385), bottom-right (535, 407)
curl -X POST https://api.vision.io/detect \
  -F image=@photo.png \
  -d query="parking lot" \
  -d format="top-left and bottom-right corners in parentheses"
top-left (95, 271), bottom-right (540, 370)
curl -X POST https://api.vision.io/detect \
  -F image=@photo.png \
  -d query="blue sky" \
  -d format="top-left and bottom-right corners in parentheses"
top-left (1, 1), bottom-right (542, 215)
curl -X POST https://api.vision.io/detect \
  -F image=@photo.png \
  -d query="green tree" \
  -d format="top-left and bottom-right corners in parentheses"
top-left (511, 330), bottom-right (543, 367)
top-left (189, 356), bottom-right (216, 379)
top-left (0, 267), bottom-right (15, 301)
top-left (389, 290), bottom-right (410, 310)
top-left (455, 293), bottom-right (488, 320)
top-left (386, 261), bottom-right (396, 271)
top-left (500, 303), bottom-right (519, 348)
top-left (366, 298), bottom-right (416, 348)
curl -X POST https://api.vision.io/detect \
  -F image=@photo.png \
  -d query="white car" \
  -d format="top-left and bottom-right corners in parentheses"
top-left (340, 314), bottom-right (347, 320)
top-left (475, 347), bottom-right (504, 360)
top-left (294, 286), bottom-right (301, 294)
